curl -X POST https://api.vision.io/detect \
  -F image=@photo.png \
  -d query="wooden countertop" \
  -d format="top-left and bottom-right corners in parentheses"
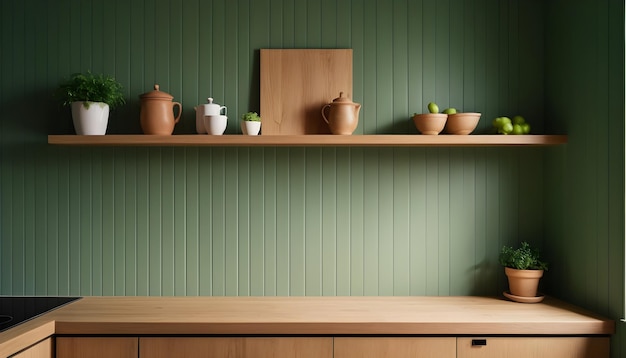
top-left (0, 296), bottom-right (615, 357)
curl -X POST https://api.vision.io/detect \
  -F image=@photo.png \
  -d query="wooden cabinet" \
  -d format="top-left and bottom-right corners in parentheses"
top-left (334, 337), bottom-right (456, 358)
top-left (139, 337), bottom-right (332, 358)
top-left (47, 335), bottom-right (614, 358)
top-left (457, 337), bottom-right (610, 358)
top-left (10, 338), bottom-right (52, 358)
top-left (56, 337), bottom-right (138, 358)
top-left (334, 337), bottom-right (610, 358)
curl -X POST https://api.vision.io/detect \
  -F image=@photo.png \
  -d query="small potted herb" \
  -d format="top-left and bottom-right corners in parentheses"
top-left (241, 111), bottom-right (261, 135)
top-left (56, 71), bottom-right (125, 135)
top-left (499, 241), bottom-right (548, 302)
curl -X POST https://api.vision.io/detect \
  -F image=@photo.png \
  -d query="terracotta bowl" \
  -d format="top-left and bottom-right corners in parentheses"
top-left (444, 112), bottom-right (481, 135)
top-left (412, 113), bottom-right (448, 135)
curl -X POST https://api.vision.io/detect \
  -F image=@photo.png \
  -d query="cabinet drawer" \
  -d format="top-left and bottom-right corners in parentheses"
top-left (139, 337), bottom-right (332, 358)
top-left (10, 338), bottom-right (52, 358)
top-left (334, 337), bottom-right (456, 358)
top-left (457, 337), bottom-right (610, 358)
top-left (56, 337), bottom-right (138, 358)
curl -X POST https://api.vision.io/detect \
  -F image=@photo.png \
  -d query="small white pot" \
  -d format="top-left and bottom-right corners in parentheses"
top-left (241, 120), bottom-right (261, 135)
top-left (71, 101), bottom-right (110, 135)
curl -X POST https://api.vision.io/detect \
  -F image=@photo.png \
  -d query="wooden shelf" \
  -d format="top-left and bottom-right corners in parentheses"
top-left (48, 134), bottom-right (567, 147)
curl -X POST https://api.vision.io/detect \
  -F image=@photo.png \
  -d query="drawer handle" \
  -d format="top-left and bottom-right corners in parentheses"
top-left (472, 339), bottom-right (487, 346)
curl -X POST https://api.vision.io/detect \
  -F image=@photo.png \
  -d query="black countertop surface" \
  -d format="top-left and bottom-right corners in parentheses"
top-left (0, 296), bottom-right (81, 332)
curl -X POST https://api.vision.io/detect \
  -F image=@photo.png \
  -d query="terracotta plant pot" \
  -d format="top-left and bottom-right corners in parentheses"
top-left (444, 112), bottom-right (481, 135)
top-left (412, 113), bottom-right (448, 135)
top-left (505, 267), bottom-right (544, 297)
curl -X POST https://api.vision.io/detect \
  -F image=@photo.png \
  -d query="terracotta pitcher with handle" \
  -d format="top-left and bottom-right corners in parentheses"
top-left (140, 84), bottom-right (182, 135)
top-left (321, 92), bottom-right (361, 135)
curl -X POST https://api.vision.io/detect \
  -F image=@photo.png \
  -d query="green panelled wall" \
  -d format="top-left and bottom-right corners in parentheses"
top-left (0, 0), bottom-right (547, 297)
top-left (0, 0), bottom-right (624, 355)
top-left (544, 0), bottom-right (625, 357)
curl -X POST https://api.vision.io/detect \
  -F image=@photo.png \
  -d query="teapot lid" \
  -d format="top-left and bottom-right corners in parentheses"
top-left (140, 84), bottom-right (173, 100)
top-left (332, 92), bottom-right (353, 103)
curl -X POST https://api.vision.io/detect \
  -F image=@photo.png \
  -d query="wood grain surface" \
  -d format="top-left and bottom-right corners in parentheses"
top-left (47, 134), bottom-right (568, 147)
top-left (260, 49), bottom-right (353, 135)
top-left (0, 296), bottom-right (614, 357)
top-left (46, 296), bottom-right (615, 335)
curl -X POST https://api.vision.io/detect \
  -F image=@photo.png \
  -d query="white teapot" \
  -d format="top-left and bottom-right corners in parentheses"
top-left (195, 98), bottom-right (227, 134)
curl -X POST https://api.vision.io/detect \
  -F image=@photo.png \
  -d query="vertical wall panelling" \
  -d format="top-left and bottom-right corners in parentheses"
top-left (275, 148), bottom-right (290, 295)
top-left (3, 5), bottom-right (622, 349)
top-left (609, 0), bottom-right (626, 338)
top-left (377, 148), bottom-right (394, 295)
top-left (392, 148), bottom-right (410, 295)
top-left (448, 0), bottom-right (464, 113)
top-left (335, 149), bottom-right (351, 295)
top-left (448, 148), bottom-right (474, 296)
top-left (392, 0), bottom-right (409, 134)
top-left (261, 148), bottom-right (277, 296)
top-left (361, 0), bottom-right (377, 135)
top-left (349, 148), bottom-right (365, 295)
top-left (289, 148), bottom-right (306, 295)
top-left (0, 0), bottom-right (5, 293)
top-left (362, 148), bottom-right (379, 295)
top-left (322, 147), bottom-right (338, 296)
top-left (351, 1), bottom-right (364, 135)
top-left (408, 148), bottom-right (425, 295)
top-left (375, 1), bottom-right (393, 133)
top-left (434, 0), bottom-right (450, 112)
top-left (304, 148), bottom-right (322, 295)
top-left (544, 0), bottom-right (625, 357)
top-left (182, 0), bottom-right (200, 135)
top-left (210, 148), bottom-right (225, 295)
top-left (437, 149), bottom-right (451, 296)
top-left (237, 148), bottom-right (251, 296)
top-left (224, 148), bottom-right (240, 295)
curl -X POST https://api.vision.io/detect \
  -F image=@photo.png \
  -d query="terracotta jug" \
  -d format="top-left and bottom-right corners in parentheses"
top-left (140, 84), bottom-right (182, 135)
top-left (321, 92), bottom-right (361, 135)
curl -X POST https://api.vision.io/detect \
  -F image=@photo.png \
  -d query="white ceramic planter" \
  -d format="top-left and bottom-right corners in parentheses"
top-left (241, 120), bottom-right (261, 135)
top-left (71, 101), bottom-right (110, 135)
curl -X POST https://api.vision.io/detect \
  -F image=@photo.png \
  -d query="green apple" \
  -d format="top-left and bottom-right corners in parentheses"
top-left (521, 123), bottom-right (531, 134)
top-left (427, 102), bottom-right (439, 113)
top-left (492, 116), bottom-right (511, 129)
top-left (511, 124), bottom-right (524, 135)
top-left (512, 115), bottom-right (526, 125)
top-left (443, 108), bottom-right (457, 114)
top-left (500, 122), bottom-right (513, 134)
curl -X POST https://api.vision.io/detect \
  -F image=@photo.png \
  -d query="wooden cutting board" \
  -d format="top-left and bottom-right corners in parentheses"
top-left (260, 49), bottom-right (353, 135)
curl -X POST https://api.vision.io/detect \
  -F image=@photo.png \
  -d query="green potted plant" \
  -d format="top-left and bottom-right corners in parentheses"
top-left (241, 111), bottom-right (261, 135)
top-left (499, 241), bottom-right (548, 302)
top-left (56, 71), bottom-right (125, 135)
